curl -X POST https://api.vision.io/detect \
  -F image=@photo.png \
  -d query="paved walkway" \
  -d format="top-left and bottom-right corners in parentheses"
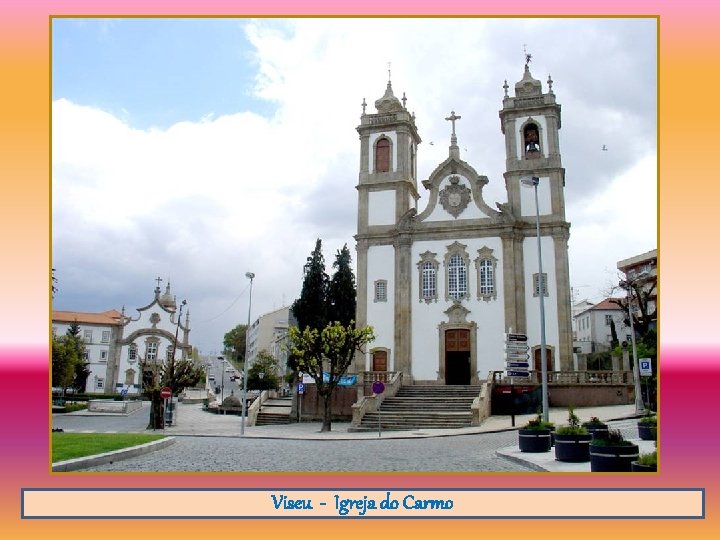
top-left (54, 402), bottom-right (652, 472)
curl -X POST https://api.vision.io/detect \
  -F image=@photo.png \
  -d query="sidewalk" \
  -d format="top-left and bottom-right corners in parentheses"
top-left (56, 402), bottom-right (649, 472)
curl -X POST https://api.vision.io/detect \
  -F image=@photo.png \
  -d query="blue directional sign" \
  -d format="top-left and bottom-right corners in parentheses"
top-left (506, 370), bottom-right (531, 378)
top-left (298, 382), bottom-right (305, 394)
top-left (506, 362), bottom-right (530, 369)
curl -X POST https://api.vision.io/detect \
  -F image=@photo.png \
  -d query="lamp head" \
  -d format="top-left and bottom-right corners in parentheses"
top-left (245, 272), bottom-right (255, 280)
top-left (520, 176), bottom-right (540, 187)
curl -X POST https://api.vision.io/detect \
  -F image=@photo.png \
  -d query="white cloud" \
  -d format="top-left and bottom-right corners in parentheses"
top-left (52, 18), bottom-right (657, 351)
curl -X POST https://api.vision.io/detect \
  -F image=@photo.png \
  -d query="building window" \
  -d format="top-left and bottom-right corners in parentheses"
top-left (474, 247), bottom-right (498, 301)
top-left (146, 341), bottom-right (158, 361)
top-left (374, 280), bottom-right (387, 302)
top-left (605, 314), bottom-right (613, 326)
top-left (417, 251), bottom-right (439, 303)
top-left (444, 242), bottom-right (470, 301)
top-left (128, 344), bottom-right (137, 361)
top-left (100, 350), bottom-right (108, 361)
top-left (375, 137), bottom-right (391, 173)
top-left (166, 346), bottom-right (175, 361)
top-left (82, 350), bottom-right (89, 361)
top-left (533, 273), bottom-right (549, 297)
top-left (83, 329), bottom-right (93, 343)
top-left (125, 369), bottom-right (136, 387)
top-left (101, 330), bottom-right (111, 343)
top-left (96, 378), bottom-right (104, 390)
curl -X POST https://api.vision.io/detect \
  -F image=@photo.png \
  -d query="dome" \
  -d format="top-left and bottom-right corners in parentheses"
top-left (159, 283), bottom-right (177, 310)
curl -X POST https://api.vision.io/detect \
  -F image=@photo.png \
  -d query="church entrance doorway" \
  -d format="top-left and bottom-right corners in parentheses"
top-left (445, 329), bottom-right (471, 385)
top-left (533, 347), bottom-right (553, 382)
top-left (372, 350), bottom-right (387, 372)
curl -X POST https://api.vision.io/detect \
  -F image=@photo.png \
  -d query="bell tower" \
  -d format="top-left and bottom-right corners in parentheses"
top-left (498, 58), bottom-right (574, 371)
top-left (354, 76), bottom-right (421, 376)
top-left (356, 78), bottom-right (421, 232)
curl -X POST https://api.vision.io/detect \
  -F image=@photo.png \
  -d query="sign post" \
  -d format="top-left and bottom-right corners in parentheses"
top-left (372, 381), bottom-right (385, 438)
top-left (639, 358), bottom-right (652, 410)
top-left (504, 332), bottom-right (530, 426)
top-left (160, 387), bottom-right (172, 428)
top-left (297, 382), bottom-right (305, 423)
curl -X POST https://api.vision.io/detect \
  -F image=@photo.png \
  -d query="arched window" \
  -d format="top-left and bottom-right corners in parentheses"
top-left (448, 254), bottom-right (468, 300)
top-left (417, 251), bottom-right (439, 303)
top-left (479, 259), bottom-right (494, 295)
top-left (524, 123), bottom-right (541, 158)
top-left (475, 246), bottom-right (498, 301)
top-left (375, 137), bottom-right (390, 172)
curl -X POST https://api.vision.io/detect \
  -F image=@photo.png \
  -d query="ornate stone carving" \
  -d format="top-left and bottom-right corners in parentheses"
top-left (444, 301), bottom-right (470, 324)
top-left (439, 176), bottom-right (471, 218)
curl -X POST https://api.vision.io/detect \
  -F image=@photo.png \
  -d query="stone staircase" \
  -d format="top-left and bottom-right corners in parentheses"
top-left (354, 385), bottom-right (482, 432)
top-left (255, 397), bottom-right (292, 426)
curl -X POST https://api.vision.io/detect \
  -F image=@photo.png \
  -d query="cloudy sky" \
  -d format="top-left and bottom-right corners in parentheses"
top-left (51, 17), bottom-right (657, 353)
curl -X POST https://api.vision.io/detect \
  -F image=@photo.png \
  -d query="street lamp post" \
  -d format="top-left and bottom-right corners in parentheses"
top-left (241, 272), bottom-right (255, 436)
top-left (521, 176), bottom-right (549, 423)
top-left (169, 299), bottom-right (187, 391)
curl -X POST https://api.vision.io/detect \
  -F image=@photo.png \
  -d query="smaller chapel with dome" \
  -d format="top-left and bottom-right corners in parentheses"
top-left (111, 280), bottom-right (192, 394)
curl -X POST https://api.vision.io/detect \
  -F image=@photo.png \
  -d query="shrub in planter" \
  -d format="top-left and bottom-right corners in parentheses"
top-left (554, 407), bottom-right (592, 462)
top-left (582, 416), bottom-right (609, 441)
top-left (638, 413), bottom-right (657, 441)
top-left (518, 415), bottom-right (553, 453)
top-left (590, 429), bottom-right (640, 472)
top-left (631, 450), bottom-right (657, 472)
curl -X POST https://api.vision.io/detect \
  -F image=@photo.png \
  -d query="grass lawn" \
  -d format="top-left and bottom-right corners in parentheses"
top-left (52, 433), bottom-right (166, 462)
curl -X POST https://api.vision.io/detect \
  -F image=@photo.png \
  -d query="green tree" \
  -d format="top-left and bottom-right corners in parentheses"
top-left (289, 322), bottom-right (374, 432)
top-left (328, 243), bottom-right (356, 327)
top-left (291, 238), bottom-right (329, 332)
top-left (52, 321), bottom-right (86, 396)
top-left (223, 324), bottom-right (247, 363)
top-left (247, 350), bottom-right (280, 391)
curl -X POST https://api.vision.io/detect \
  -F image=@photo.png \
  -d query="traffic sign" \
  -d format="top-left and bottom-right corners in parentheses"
top-left (505, 333), bottom-right (528, 342)
top-left (298, 382), bottom-right (305, 394)
top-left (505, 353), bottom-right (530, 361)
top-left (506, 362), bottom-right (530, 369)
top-left (160, 387), bottom-right (172, 399)
top-left (372, 381), bottom-right (385, 394)
top-left (506, 370), bottom-right (531, 378)
top-left (639, 358), bottom-right (652, 377)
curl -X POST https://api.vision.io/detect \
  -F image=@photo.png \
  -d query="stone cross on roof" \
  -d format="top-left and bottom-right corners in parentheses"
top-left (445, 110), bottom-right (461, 137)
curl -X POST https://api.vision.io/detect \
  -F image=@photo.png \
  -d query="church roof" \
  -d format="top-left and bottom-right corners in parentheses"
top-left (52, 309), bottom-right (124, 326)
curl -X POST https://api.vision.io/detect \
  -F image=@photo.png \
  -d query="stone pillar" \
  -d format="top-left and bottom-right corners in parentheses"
top-left (622, 349), bottom-right (631, 372)
top-left (394, 233), bottom-right (413, 380)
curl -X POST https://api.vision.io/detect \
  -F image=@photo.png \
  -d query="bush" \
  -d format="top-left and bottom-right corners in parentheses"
top-left (63, 402), bottom-right (87, 413)
top-left (523, 414), bottom-right (554, 430)
top-left (639, 413), bottom-right (657, 425)
top-left (591, 428), bottom-right (634, 446)
top-left (556, 406), bottom-right (588, 436)
top-left (637, 450), bottom-right (657, 467)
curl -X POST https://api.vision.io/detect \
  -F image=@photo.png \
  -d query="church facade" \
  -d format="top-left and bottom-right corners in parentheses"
top-left (354, 64), bottom-right (573, 385)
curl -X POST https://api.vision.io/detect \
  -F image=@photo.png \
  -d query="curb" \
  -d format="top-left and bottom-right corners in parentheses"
top-left (52, 437), bottom-right (176, 472)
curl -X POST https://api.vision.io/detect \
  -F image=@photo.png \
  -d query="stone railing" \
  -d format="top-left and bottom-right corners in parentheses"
top-left (351, 371), bottom-right (402, 428)
top-left (496, 370), bottom-right (634, 385)
top-left (87, 399), bottom-right (143, 414)
top-left (246, 390), bottom-right (268, 427)
top-left (471, 374), bottom-right (493, 426)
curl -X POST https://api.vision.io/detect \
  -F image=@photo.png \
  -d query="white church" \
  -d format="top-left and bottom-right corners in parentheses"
top-left (354, 62), bottom-right (573, 385)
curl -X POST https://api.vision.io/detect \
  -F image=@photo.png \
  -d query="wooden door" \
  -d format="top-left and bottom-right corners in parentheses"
top-left (372, 350), bottom-right (387, 372)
